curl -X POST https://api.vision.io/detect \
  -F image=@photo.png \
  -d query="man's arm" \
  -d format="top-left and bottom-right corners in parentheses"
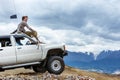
top-left (25, 22), bottom-right (34, 32)
top-left (11, 29), bottom-right (17, 34)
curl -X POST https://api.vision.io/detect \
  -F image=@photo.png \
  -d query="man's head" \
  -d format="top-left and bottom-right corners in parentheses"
top-left (22, 16), bottom-right (28, 22)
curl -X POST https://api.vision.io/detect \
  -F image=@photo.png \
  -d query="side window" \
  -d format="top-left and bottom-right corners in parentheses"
top-left (20, 37), bottom-right (31, 45)
top-left (14, 36), bottom-right (36, 46)
top-left (0, 37), bottom-right (12, 47)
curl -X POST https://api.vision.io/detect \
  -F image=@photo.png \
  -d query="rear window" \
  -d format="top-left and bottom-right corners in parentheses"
top-left (0, 36), bottom-right (12, 47)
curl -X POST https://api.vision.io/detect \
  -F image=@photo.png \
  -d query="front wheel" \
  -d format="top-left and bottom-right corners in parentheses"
top-left (47, 56), bottom-right (65, 75)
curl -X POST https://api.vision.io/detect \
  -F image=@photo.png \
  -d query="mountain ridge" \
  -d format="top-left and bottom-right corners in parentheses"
top-left (64, 50), bottom-right (120, 74)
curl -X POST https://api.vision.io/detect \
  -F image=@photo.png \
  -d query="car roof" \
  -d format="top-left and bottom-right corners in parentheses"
top-left (0, 34), bottom-right (25, 38)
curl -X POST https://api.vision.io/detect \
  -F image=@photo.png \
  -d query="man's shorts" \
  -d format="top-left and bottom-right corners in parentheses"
top-left (25, 31), bottom-right (37, 38)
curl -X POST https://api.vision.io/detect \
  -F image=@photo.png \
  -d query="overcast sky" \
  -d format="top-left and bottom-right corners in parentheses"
top-left (0, 0), bottom-right (120, 55)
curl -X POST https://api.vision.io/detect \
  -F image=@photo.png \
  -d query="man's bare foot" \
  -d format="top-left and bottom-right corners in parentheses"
top-left (37, 41), bottom-right (45, 44)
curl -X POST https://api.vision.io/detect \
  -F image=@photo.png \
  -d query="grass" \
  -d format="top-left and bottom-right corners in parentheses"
top-left (64, 66), bottom-right (120, 80)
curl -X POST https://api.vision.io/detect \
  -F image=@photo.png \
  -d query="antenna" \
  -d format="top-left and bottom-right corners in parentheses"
top-left (10, 0), bottom-right (17, 19)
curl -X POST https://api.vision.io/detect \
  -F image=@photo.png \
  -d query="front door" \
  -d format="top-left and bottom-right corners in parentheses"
top-left (0, 36), bottom-right (16, 66)
top-left (14, 35), bottom-right (42, 63)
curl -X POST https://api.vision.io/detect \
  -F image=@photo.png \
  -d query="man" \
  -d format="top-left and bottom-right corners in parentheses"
top-left (11, 16), bottom-right (41, 43)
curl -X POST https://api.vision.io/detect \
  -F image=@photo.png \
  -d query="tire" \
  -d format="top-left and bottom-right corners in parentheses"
top-left (47, 56), bottom-right (65, 75)
top-left (33, 64), bottom-right (46, 73)
top-left (0, 68), bottom-right (4, 72)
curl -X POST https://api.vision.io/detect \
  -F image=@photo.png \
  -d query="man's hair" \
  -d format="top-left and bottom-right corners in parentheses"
top-left (22, 16), bottom-right (28, 20)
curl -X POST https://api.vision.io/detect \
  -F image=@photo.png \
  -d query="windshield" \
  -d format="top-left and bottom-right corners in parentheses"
top-left (14, 35), bottom-right (37, 46)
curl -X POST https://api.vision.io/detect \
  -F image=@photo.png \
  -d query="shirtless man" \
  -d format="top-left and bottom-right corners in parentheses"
top-left (11, 16), bottom-right (41, 43)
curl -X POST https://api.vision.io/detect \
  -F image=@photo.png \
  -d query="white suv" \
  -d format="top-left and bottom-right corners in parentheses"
top-left (0, 34), bottom-right (67, 74)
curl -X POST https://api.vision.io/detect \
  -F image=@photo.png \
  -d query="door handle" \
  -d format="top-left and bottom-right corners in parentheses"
top-left (0, 49), bottom-right (3, 51)
top-left (17, 47), bottom-right (22, 49)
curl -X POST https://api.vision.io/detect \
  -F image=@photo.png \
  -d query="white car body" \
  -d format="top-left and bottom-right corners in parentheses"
top-left (0, 34), bottom-right (67, 74)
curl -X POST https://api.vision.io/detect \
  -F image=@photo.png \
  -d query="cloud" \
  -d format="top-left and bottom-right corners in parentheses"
top-left (1, 0), bottom-right (120, 30)
top-left (1, 23), bottom-right (120, 55)
top-left (10, 0), bottom-right (120, 41)
top-left (0, 0), bottom-right (120, 54)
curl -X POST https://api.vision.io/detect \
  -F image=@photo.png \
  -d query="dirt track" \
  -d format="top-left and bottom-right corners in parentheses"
top-left (0, 68), bottom-right (95, 80)
top-left (0, 66), bottom-right (119, 80)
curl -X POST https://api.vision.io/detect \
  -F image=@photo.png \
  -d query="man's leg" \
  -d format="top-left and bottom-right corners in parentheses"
top-left (24, 31), bottom-right (32, 37)
top-left (25, 31), bottom-right (41, 43)
top-left (32, 31), bottom-right (41, 43)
